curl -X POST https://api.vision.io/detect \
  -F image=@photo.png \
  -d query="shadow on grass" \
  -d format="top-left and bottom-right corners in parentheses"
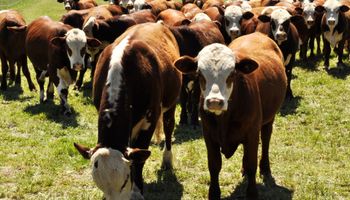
top-left (223, 179), bottom-right (293, 200)
top-left (0, 84), bottom-right (31, 102)
top-left (173, 123), bottom-right (203, 144)
top-left (23, 101), bottom-right (79, 128)
top-left (295, 54), bottom-right (323, 72)
top-left (325, 63), bottom-right (350, 79)
top-left (280, 96), bottom-right (301, 116)
top-left (144, 169), bottom-right (183, 200)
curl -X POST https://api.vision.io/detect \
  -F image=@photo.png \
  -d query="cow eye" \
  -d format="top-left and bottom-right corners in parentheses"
top-left (81, 47), bottom-right (86, 56)
top-left (67, 47), bottom-right (72, 56)
top-left (198, 72), bottom-right (206, 90)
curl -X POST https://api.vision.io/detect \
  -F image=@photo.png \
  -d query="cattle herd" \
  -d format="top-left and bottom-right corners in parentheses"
top-left (0, 0), bottom-right (349, 199)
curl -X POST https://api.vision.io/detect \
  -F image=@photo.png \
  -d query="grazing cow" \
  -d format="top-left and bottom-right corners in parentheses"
top-left (315, 0), bottom-right (350, 69)
top-left (57, 0), bottom-right (98, 11)
top-left (170, 20), bottom-right (225, 127)
top-left (25, 16), bottom-right (100, 114)
top-left (257, 8), bottom-right (299, 100)
top-left (0, 10), bottom-right (35, 91)
top-left (224, 5), bottom-right (256, 41)
top-left (174, 32), bottom-right (287, 200)
top-left (74, 23), bottom-right (182, 199)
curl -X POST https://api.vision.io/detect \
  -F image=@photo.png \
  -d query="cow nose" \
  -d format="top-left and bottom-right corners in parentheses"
top-left (73, 63), bottom-right (83, 71)
top-left (307, 20), bottom-right (314, 26)
top-left (230, 29), bottom-right (240, 37)
top-left (328, 19), bottom-right (335, 25)
top-left (276, 32), bottom-right (287, 41)
top-left (206, 98), bottom-right (224, 111)
top-left (65, 5), bottom-right (71, 10)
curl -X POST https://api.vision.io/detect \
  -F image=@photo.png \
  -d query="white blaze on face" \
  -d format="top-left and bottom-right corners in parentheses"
top-left (303, 2), bottom-right (316, 29)
top-left (270, 9), bottom-right (291, 44)
top-left (65, 28), bottom-right (87, 71)
top-left (133, 0), bottom-right (146, 12)
top-left (120, 0), bottom-right (135, 9)
top-left (91, 148), bottom-right (133, 200)
top-left (224, 5), bottom-right (243, 40)
top-left (241, 0), bottom-right (252, 12)
top-left (106, 36), bottom-right (130, 110)
top-left (197, 43), bottom-right (236, 115)
top-left (323, 0), bottom-right (342, 29)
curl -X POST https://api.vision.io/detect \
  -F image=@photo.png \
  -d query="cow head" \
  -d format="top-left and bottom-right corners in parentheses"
top-left (174, 43), bottom-right (258, 115)
top-left (58, 0), bottom-right (80, 11)
top-left (315, 0), bottom-right (349, 29)
top-left (301, 1), bottom-right (317, 29)
top-left (258, 8), bottom-right (292, 45)
top-left (74, 143), bottom-right (150, 200)
top-left (224, 5), bottom-right (254, 40)
top-left (51, 28), bottom-right (101, 71)
top-left (120, 0), bottom-right (135, 10)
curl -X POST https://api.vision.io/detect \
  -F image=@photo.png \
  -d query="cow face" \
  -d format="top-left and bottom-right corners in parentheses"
top-left (259, 9), bottom-right (292, 45)
top-left (174, 43), bottom-right (258, 115)
top-left (74, 144), bottom-right (150, 200)
top-left (59, 0), bottom-right (79, 11)
top-left (120, 0), bottom-right (135, 10)
top-left (51, 28), bottom-right (101, 71)
top-left (315, 0), bottom-right (349, 29)
top-left (224, 5), bottom-right (254, 40)
top-left (302, 2), bottom-right (317, 28)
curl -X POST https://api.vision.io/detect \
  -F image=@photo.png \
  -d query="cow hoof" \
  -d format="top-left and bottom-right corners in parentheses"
top-left (261, 173), bottom-right (276, 187)
top-left (73, 84), bottom-right (81, 91)
top-left (61, 107), bottom-right (72, 116)
top-left (29, 84), bottom-right (36, 92)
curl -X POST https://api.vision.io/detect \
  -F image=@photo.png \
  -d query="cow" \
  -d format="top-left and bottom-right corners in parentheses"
top-left (0, 10), bottom-right (36, 91)
top-left (157, 9), bottom-right (190, 26)
top-left (25, 16), bottom-right (100, 115)
top-left (174, 32), bottom-right (287, 200)
top-left (181, 3), bottom-right (202, 19)
top-left (74, 22), bottom-right (182, 199)
top-left (57, 0), bottom-right (98, 11)
top-left (257, 8), bottom-right (299, 100)
top-left (315, 0), bottom-right (350, 69)
top-left (202, 0), bottom-right (224, 10)
top-left (170, 20), bottom-right (225, 127)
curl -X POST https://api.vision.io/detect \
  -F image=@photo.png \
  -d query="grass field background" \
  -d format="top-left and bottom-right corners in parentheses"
top-left (0, 0), bottom-right (350, 199)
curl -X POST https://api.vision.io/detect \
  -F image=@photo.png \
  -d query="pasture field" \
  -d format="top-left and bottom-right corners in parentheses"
top-left (1, 0), bottom-right (350, 199)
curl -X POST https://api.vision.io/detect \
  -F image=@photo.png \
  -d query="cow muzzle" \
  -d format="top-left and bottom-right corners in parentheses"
top-left (206, 98), bottom-right (225, 111)
top-left (327, 19), bottom-right (336, 26)
top-left (65, 4), bottom-right (72, 10)
top-left (73, 63), bottom-right (83, 71)
top-left (307, 19), bottom-right (314, 26)
top-left (276, 32), bottom-right (287, 42)
top-left (230, 29), bottom-right (240, 39)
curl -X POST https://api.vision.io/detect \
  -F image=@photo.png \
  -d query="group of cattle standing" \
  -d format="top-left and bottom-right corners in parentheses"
top-left (0, 0), bottom-right (349, 199)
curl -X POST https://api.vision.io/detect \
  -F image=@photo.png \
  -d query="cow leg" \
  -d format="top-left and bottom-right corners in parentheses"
top-left (335, 40), bottom-right (345, 67)
top-left (179, 76), bottom-right (189, 125)
top-left (323, 38), bottom-right (331, 70)
top-left (285, 57), bottom-right (295, 100)
top-left (15, 61), bottom-right (21, 85)
top-left (20, 56), bottom-right (36, 91)
top-left (316, 35), bottom-right (322, 55)
top-left (57, 78), bottom-right (71, 115)
top-left (260, 121), bottom-right (275, 186)
top-left (309, 35), bottom-right (315, 58)
top-left (9, 61), bottom-right (16, 84)
top-left (300, 42), bottom-right (308, 61)
top-left (35, 69), bottom-right (46, 103)
top-left (74, 67), bottom-right (86, 90)
top-left (204, 134), bottom-right (222, 200)
top-left (190, 80), bottom-right (200, 128)
top-left (1, 53), bottom-right (9, 90)
top-left (243, 133), bottom-right (259, 200)
top-left (161, 105), bottom-right (176, 170)
top-left (46, 80), bottom-right (55, 101)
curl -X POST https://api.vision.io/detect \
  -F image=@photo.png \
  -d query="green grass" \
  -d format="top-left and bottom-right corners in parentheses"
top-left (1, 1), bottom-right (350, 199)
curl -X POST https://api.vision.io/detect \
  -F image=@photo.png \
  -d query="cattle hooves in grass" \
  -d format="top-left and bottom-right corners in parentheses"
top-left (261, 173), bottom-right (276, 188)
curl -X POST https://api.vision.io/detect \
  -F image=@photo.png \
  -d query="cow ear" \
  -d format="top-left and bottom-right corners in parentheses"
top-left (174, 56), bottom-right (198, 74)
top-left (294, 7), bottom-right (303, 15)
top-left (87, 37), bottom-right (102, 48)
top-left (57, 0), bottom-right (64, 2)
top-left (315, 6), bottom-right (325, 13)
top-left (74, 143), bottom-right (92, 159)
top-left (242, 11), bottom-right (254, 20)
top-left (258, 15), bottom-right (271, 23)
top-left (7, 25), bottom-right (27, 32)
top-left (340, 5), bottom-right (349, 13)
top-left (143, 3), bottom-right (152, 10)
top-left (235, 53), bottom-right (258, 74)
top-left (51, 36), bottom-right (66, 47)
top-left (181, 19), bottom-right (191, 25)
top-left (126, 148), bottom-right (151, 164)
top-left (213, 20), bottom-right (222, 28)
top-left (290, 15), bottom-right (304, 25)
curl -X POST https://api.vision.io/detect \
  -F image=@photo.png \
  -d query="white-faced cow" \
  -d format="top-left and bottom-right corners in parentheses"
top-left (315, 0), bottom-right (350, 69)
top-left (174, 32), bottom-right (287, 200)
top-left (57, 0), bottom-right (98, 11)
top-left (74, 23), bottom-right (182, 199)
top-left (257, 8), bottom-right (299, 100)
top-left (25, 16), bottom-right (100, 115)
top-left (0, 10), bottom-right (36, 91)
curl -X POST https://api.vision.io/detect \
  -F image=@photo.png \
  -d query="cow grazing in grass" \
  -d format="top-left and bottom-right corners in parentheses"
top-left (174, 32), bottom-right (287, 199)
top-left (57, 0), bottom-right (98, 11)
top-left (315, 0), bottom-right (350, 69)
top-left (74, 22), bottom-right (182, 199)
top-left (25, 16), bottom-right (100, 115)
top-left (0, 10), bottom-right (36, 91)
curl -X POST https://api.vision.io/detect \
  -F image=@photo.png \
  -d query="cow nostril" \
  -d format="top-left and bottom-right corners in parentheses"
top-left (206, 98), bottom-right (224, 110)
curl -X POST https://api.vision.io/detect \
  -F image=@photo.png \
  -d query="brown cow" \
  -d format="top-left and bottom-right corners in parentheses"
top-left (174, 32), bottom-right (287, 199)
top-left (25, 16), bottom-right (100, 115)
top-left (0, 10), bottom-right (35, 91)
top-left (57, 0), bottom-right (97, 11)
top-left (157, 9), bottom-right (190, 26)
top-left (74, 22), bottom-right (182, 199)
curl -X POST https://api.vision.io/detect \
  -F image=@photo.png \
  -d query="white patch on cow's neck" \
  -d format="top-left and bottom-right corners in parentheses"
top-left (106, 36), bottom-right (130, 109)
